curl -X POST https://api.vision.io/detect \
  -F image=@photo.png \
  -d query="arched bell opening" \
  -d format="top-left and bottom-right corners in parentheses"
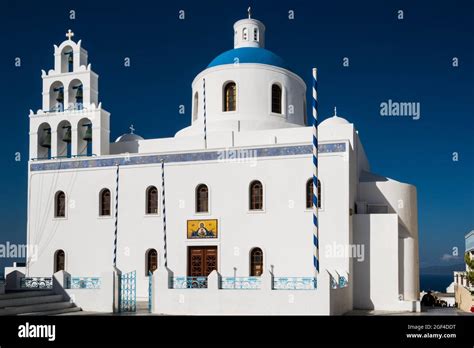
top-left (57, 120), bottom-right (72, 158)
top-left (37, 122), bottom-right (52, 160)
top-left (68, 79), bottom-right (84, 110)
top-left (49, 81), bottom-right (64, 112)
top-left (77, 118), bottom-right (93, 157)
top-left (61, 45), bottom-right (74, 73)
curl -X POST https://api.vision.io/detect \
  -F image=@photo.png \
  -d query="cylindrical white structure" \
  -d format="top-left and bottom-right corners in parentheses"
top-left (233, 18), bottom-right (265, 48)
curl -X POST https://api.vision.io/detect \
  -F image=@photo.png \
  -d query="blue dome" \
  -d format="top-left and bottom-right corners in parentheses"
top-left (208, 47), bottom-right (289, 70)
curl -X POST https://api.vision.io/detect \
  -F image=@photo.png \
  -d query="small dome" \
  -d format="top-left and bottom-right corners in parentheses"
top-left (319, 115), bottom-right (350, 127)
top-left (115, 133), bottom-right (144, 143)
top-left (208, 47), bottom-right (289, 70)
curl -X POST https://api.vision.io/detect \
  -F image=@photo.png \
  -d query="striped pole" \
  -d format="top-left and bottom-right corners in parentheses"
top-left (312, 68), bottom-right (320, 276)
top-left (203, 78), bottom-right (207, 149)
top-left (113, 164), bottom-right (120, 266)
top-left (161, 159), bottom-right (168, 267)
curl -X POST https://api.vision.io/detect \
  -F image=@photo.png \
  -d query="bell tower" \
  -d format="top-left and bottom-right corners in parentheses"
top-left (29, 30), bottom-right (110, 160)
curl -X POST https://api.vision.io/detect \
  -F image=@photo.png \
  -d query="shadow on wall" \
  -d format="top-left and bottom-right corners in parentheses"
top-left (359, 171), bottom-right (413, 238)
top-left (353, 222), bottom-right (373, 310)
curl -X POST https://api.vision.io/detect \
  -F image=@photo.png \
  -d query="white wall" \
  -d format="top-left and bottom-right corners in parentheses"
top-left (26, 138), bottom-right (350, 301)
top-left (353, 214), bottom-right (401, 310)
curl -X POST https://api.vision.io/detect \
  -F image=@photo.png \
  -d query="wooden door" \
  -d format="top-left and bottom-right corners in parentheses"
top-left (188, 246), bottom-right (217, 277)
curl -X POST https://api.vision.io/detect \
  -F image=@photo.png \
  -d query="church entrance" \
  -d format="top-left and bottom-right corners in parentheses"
top-left (187, 246), bottom-right (218, 277)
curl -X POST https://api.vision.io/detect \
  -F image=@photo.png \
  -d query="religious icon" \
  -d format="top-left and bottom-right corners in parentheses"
top-left (187, 219), bottom-right (218, 239)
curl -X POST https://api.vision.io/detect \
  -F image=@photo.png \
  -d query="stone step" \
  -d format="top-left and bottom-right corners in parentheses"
top-left (0, 300), bottom-right (75, 315)
top-left (0, 290), bottom-right (55, 300)
top-left (19, 306), bottom-right (82, 316)
top-left (0, 294), bottom-right (64, 309)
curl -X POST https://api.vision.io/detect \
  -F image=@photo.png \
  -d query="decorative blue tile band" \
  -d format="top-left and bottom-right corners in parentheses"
top-left (30, 143), bottom-right (346, 172)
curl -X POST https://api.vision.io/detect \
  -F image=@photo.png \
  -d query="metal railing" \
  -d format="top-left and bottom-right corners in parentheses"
top-left (331, 275), bottom-right (348, 289)
top-left (31, 154), bottom-right (97, 161)
top-left (221, 277), bottom-right (261, 290)
top-left (273, 277), bottom-right (317, 290)
top-left (171, 276), bottom-right (208, 289)
top-left (67, 277), bottom-right (101, 289)
top-left (20, 277), bottom-right (53, 289)
top-left (339, 276), bottom-right (348, 288)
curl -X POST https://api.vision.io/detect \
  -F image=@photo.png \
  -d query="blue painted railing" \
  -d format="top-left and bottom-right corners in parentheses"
top-left (172, 276), bottom-right (208, 289)
top-left (273, 277), bottom-right (317, 290)
top-left (67, 277), bottom-right (101, 289)
top-left (20, 277), bottom-right (53, 289)
top-left (120, 271), bottom-right (137, 312)
top-left (331, 275), bottom-right (349, 289)
top-left (339, 276), bottom-right (348, 288)
top-left (221, 277), bottom-right (261, 289)
top-left (148, 271), bottom-right (153, 313)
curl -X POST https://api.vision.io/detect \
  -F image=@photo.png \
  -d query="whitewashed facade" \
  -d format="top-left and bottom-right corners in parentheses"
top-left (23, 16), bottom-right (420, 314)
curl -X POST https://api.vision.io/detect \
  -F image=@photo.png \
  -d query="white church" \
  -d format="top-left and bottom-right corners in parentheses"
top-left (20, 13), bottom-right (420, 315)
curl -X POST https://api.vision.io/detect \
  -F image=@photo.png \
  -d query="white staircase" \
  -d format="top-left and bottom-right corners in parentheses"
top-left (0, 290), bottom-right (81, 315)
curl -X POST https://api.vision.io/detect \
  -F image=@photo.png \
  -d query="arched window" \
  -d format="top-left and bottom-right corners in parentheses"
top-left (249, 180), bottom-right (263, 210)
top-left (242, 28), bottom-right (248, 41)
top-left (55, 191), bottom-right (66, 218)
top-left (306, 178), bottom-right (321, 209)
top-left (253, 28), bottom-right (259, 41)
top-left (99, 189), bottom-right (111, 216)
top-left (271, 84), bottom-right (282, 114)
top-left (196, 184), bottom-right (209, 213)
top-left (223, 82), bottom-right (236, 112)
top-left (146, 249), bottom-right (158, 275)
top-left (193, 91), bottom-right (199, 121)
top-left (54, 250), bottom-right (65, 273)
top-left (146, 186), bottom-right (158, 214)
top-left (250, 248), bottom-right (263, 276)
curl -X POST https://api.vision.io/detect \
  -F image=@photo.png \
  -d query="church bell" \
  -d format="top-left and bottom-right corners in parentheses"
top-left (56, 88), bottom-right (64, 103)
top-left (62, 126), bottom-right (71, 143)
top-left (40, 128), bottom-right (51, 148)
top-left (83, 124), bottom-right (92, 141)
top-left (75, 85), bottom-right (83, 99)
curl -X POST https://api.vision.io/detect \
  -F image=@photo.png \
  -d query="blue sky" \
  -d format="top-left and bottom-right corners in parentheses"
top-left (0, 0), bottom-right (472, 273)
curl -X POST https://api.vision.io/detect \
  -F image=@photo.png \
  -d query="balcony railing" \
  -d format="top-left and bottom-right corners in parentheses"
top-left (171, 276), bottom-right (208, 289)
top-left (331, 275), bottom-right (348, 289)
top-left (273, 277), bottom-right (317, 290)
top-left (221, 277), bottom-right (261, 290)
top-left (67, 277), bottom-right (101, 289)
top-left (20, 277), bottom-right (53, 289)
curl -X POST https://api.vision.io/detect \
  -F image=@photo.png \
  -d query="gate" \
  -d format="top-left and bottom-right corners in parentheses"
top-left (148, 271), bottom-right (153, 313)
top-left (120, 271), bottom-right (136, 312)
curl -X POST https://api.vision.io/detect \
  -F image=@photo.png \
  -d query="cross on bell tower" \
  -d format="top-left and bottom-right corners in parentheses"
top-left (66, 29), bottom-right (74, 41)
